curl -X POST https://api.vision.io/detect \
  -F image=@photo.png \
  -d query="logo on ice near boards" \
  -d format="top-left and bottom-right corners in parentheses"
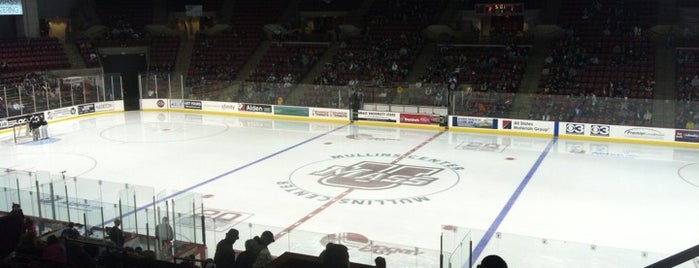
top-left (320, 232), bottom-right (424, 256)
top-left (279, 153), bottom-right (462, 205)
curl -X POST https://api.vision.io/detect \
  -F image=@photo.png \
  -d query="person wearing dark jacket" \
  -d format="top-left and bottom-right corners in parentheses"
top-left (236, 238), bottom-right (262, 268)
top-left (214, 228), bottom-right (239, 268)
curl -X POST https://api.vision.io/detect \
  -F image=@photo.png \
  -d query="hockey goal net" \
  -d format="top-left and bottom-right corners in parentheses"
top-left (13, 123), bottom-right (35, 144)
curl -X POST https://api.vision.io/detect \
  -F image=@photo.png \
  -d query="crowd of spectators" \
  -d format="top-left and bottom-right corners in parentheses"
top-left (528, 93), bottom-right (652, 126)
top-left (3, 0), bottom-right (698, 130)
top-left (0, 203), bottom-right (213, 268)
top-left (305, 0), bottom-right (444, 108)
top-left (244, 43), bottom-right (326, 103)
top-left (676, 49), bottom-right (699, 101)
top-left (0, 38), bottom-right (70, 85)
top-left (316, 33), bottom-right (424, 88)
top-left (534, 0), bottom-right (656, 125)
top-left (675, 49), bottom-right (699, 129)
top-left (0, 73), bottom-right (62, 118)
top-left (1, 203), bottom-right (402, 268)
top-left (417, 44), bottom-right (528, 115)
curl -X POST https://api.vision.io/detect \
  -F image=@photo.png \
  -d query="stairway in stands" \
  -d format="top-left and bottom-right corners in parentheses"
top-left (172, 39), bottom-right (193, 99)
top-left (62, 38), bottom-right (87, 69)
top-left (509, 28), bottom-right (559, 119)
top-left (648, 0), bottom-right (679, 128)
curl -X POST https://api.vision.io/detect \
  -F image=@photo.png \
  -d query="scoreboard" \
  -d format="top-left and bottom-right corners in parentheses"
top-left (475, 3), bottom-right (524, 16)
top-left (0, 0), bottom-right (22, 15)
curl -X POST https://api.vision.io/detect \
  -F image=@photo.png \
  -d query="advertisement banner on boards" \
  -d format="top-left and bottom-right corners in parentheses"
top-left (675, 129), bottom-right (699, 143)
top-left (45, 107), bottom-right (77, 121)
top-left (240, 103), bottom-right (272, 113)
top-left (399, 113), bottom-right (441, 125)
top-left (183, 100), bottom-right (202, 110)
top-left (0, 114), bottom-right (34, 130)
top-left (559, 122), bottom-right (675, 142)
top-left (500, 119), bottom-right (554, 134)
top-left (274, 106), bottom-right (310, 117)
top-left (77, 104), bottom-right (95, 115)
top-left (452, 116), bottom-right (496, 129)
top-left (309, 108), bottom-right (350, 119)
top-left (94, 102), bottom-right (116, 112)
top-left (357, 110), bottom-right (398, 122)
top-left (170, 99), bottom-right (184, 109)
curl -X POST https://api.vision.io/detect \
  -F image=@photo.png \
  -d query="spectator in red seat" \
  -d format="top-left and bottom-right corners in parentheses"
top-left (42, 235), bottom-right (67, 264)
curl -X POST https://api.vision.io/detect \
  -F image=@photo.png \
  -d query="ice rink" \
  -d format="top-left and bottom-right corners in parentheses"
top-left (2, 111), bottom-right (699, 268)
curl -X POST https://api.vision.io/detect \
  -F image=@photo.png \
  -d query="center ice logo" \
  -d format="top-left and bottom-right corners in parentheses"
top-left (280, 154), bottom-right (462, 205)
top-left (312, 161), bottom-right (441, 190)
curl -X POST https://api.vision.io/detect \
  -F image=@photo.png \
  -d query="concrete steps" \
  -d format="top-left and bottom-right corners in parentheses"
top-left (62, 41), bottom-right (86, 69)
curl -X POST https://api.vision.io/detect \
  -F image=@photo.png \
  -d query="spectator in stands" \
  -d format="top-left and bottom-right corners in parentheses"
top-left (477, 255), bottom-right (507, 268)
top-left (0, 203), bottom-right (24, 260)
top-left (181, 254), bottom-right (198, 268)
top-left (203, 258), bottom-right (216, 268)
top-left (253, 230), bottom-right (275, 268)
top-left (643, 108), bottom-right (652, 121)
top-left (214, 228), bottom-right (239, 268)
top-left (15, 228), bottom-right (41, 256)
top-left (686, 119), bottom-right (695, 130)
top-left (319, 242), bottom-right (350, 268)
top-left (236, 238), bottom-right (262, 268)
top-left (374, 256), bottom-right (386, 268)
top-left (42, 235), bottom-right (67, 264)
top-left (155, 217), bottom-right (174, 256)
top-left (108, 219), bottom-right (124, 247)
top-left (61, 222), bottom-right (80, 239)
top-left (10, 203), bottom-right (22, 216)
top-left (24, 217), bottom-right (36, 235)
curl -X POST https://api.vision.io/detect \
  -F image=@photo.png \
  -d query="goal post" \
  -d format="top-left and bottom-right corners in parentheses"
top-left (11, 113), bottom-right (49, 144)
top-left (13, 122), bottom-right (34, 144)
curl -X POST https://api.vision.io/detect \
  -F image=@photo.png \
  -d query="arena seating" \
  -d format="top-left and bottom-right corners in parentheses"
top-left (676, 49), bottom-right (699, 101)
top-left (417, 44), bottom-right (529, 115)
top-left (187, 32), bottom-right (257, 84)
top-left (75, 36), bottom-right (178, 73)
top-left (149, 36), bottom-right (180, 72)
top-left (675, 48), bottom-right (699, 128)
top-left (0, 38), bottom-right (70, 84)
top-left (245, 43), bottom-right (328, 102)
top-left (424, 45), bottom-right (529, 88)
top-left (534, 0), bottom-right (657, 125)
top-left (185, 0), bottom-right (289, 91)
top-left (247, 43), bottom-right (328, 83)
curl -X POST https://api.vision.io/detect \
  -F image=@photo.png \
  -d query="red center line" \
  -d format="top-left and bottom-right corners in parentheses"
top-left (274, 130), bottom-right (446, 241)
